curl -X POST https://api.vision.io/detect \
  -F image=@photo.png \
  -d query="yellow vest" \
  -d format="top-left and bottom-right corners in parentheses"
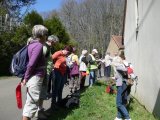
top-left (89, 54), bottom-right (98, 70)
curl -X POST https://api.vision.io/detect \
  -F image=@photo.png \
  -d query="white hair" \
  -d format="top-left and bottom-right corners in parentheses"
top-left (32, 25), bottom-right (48, 39)
top-left (48, 35), bottom-right (59, 42)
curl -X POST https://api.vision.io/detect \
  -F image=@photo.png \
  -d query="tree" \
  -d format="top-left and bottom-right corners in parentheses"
top-left (44, 16), bottom-right (70, 45)
top-left (24, 10), bottom-right (44, 28)
top-left (0, 31), bottom-right (18, 75)
top-left (59, 0), bottom-right (125, 56)
top-left (0, 0), bottom-right (36, 19)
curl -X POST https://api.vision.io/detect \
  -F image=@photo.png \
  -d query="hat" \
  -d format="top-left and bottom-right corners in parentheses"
top-left (82, 50), bottom-right (88, 55)
top-left (92, 49), bottom-right (98, 53)
top-left (48, 35), bottom-right (59, 42)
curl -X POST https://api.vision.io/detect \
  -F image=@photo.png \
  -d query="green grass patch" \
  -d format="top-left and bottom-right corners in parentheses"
top-left (49, 81), bottom-right (159, 120)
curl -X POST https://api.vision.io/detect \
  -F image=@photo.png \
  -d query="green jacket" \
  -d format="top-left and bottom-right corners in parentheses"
top-left (43, 43), bottom-right (53, 75)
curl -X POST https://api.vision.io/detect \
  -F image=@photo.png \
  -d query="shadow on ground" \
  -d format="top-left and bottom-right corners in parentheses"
top-left (38, 87), bottom-right (88, 120)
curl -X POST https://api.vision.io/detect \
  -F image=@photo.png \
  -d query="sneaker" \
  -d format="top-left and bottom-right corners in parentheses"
top-left (114, 117), bottom-right (122, 120)
top-left (124, 119), bottom-right (131, 120)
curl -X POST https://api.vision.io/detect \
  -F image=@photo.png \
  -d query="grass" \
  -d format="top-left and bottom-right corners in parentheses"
top-left (49, 81), bottom-right (159, 120)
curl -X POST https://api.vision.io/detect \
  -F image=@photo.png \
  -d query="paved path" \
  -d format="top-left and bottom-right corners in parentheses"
top-left (0, 77), bottom-right (71, 120)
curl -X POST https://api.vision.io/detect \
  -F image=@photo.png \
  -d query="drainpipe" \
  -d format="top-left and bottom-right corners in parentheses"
top-left (122, 0), bottom-right (127, 45)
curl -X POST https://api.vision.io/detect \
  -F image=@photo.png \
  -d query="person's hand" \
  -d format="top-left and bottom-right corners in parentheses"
top-left (21, 79), bottom-right (27, 86)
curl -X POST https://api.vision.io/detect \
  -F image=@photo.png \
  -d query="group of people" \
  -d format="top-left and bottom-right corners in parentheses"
top-left (20, 24), bottom-right (101, 120)
top-left (20, 24), bottom-right (134, 120)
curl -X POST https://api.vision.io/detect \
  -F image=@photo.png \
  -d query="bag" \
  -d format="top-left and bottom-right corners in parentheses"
top-left (66, 54), bottom-right (74, 68)
top-left (106, 86), bottom-right (111, 93)
top-left (117, 70), bottom-right (128, 79)
top-left (106, 85), bottom-right (116, 94)
top-left (127, 67), bottom-right (133, 74)
top-left (10, 45), bottom-right (29, 78)
top-left (16, 83), bottom-right (22, 109)
top-left (70, 62), bottom-right (79, 76)
top-left (59, 92), bottom-right (80, 108)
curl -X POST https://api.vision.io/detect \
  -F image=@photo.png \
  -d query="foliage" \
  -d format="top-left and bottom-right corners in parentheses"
top-left (12, 25), bottom-right (30, 46)
top-left (12, 11), bottom-right (44, 46)
top-left (24, 10), bottom-right (44, 28)
top-left (0, 31), bottom-right (19, 75)
top-left (44, 16), bottom-right (71, 50)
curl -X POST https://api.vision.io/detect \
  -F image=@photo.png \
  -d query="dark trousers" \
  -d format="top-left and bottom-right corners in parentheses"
top-left (105, 65), bottom-right (111, 77)
top-left (80, 71), bottom-right (86, 89)
top-left (52, 69), bottom-right (66, 103)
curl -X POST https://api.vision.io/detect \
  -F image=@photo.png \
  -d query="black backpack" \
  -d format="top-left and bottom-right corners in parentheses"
top-left (59, 92), bottom-right (80, 108)
top-left (10, 45), bottom-right (29, 78)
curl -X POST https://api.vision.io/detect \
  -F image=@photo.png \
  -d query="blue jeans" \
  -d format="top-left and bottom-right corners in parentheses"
top-left (116, 82), bottom-right (130, 119)
top-left (52, 69), bottom-right (66, 103)
top-left (89, 70), bottom-right (96, 86)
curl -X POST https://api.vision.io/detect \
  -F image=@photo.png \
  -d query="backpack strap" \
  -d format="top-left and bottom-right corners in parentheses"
top-left (26, 87), bottom-right (39, 107)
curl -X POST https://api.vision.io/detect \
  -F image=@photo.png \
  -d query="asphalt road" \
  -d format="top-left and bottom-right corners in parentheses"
top-left (0, 77), bottom-right (70, 120)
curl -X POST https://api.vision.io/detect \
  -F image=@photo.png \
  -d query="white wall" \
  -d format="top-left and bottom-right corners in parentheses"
top-left (124, 0), bottom-right (160, 117)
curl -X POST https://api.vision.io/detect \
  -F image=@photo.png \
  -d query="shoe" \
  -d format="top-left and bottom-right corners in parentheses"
top-left (114, 117), bottom-right (122, 120)
top-left (38, 112), bottom-right (48, 120)
top-left (124, 119), bottom-right (131, 120)
top-left (51, 103), bottom-right (59, 111)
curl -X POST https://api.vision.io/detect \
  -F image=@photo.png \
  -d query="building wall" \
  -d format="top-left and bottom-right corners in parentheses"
top-left (107, 39), bottom-right (119, 56)
top-left (124, 0), bottom-right (160, 117)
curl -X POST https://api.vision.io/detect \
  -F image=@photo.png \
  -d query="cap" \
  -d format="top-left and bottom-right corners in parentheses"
top-left (92, 49), bottom-right (98, 53)
top-left (82, 50), bottom-right (88, 55)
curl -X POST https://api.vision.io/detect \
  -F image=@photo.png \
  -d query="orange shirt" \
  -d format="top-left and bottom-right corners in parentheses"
top-left (52, 50), bottom-right (66, 75)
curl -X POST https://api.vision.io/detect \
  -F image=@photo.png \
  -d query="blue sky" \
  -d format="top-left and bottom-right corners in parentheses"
top-left (31, 0), bottom-right (63, 13)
